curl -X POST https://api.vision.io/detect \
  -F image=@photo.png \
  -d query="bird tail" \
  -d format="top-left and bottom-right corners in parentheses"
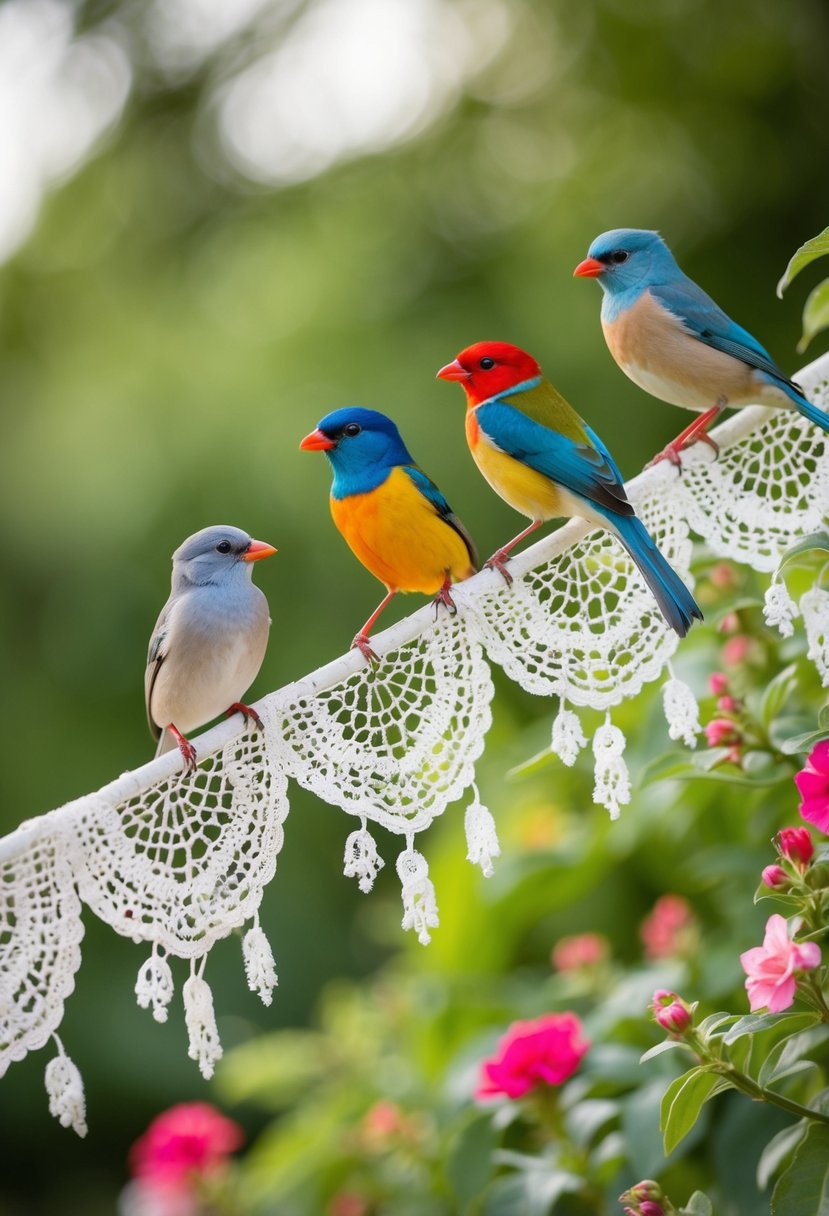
top-left (781, 380), bottom-right (829, 434)
top-left (609, 514), bottom-right (703, 638)
top-left (155, 728), bottom-right (175, 758)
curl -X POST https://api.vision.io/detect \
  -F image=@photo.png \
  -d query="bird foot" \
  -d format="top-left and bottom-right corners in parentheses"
top-left (484, 550), bottom-right (514, 586)
top-left (645, 431), bottom-right (720, 470)
top-left (432, 581), bottom-right (458, 619)
top-left (351, 632), bottom-right (380, 665)
top-left (169, 725), bottom-right (198, 774)
top-left (226, 702), bottom-right (263, 731)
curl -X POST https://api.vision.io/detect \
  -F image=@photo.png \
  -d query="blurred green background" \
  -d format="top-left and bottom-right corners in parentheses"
top-left (1, 0), bottom-right (829, 1210)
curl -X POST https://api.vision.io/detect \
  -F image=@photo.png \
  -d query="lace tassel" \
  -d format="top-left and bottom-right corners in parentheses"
top-left (183, 962), bottom-right (222, 1080)
top-left (45, 1036), bottom-right (87, 1137)
top-left (662, 669), bottom-right (701, 748)
top-left (343, 821), bottom-right (385, 893)
top-left (135, 944), bottom-right (174, 1024)
top-left (550, 705), bottom-right (588, 767)
top-left (464, 785), bottom-right (500, 877)
top-left (243, 915), bottom-right (278, 1006)
top-left (396, 845), bottom-right (439, 946)
top-left (592, 716), bottom-right (631, 820)
top-left (801, 587), bottom-right (829, 686)
top-left (764, 579), bottom-right (799, 637)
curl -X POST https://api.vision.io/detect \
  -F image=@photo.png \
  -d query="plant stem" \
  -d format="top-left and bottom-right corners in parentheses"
top-left (719, 1063), bottom-right (829, 1125)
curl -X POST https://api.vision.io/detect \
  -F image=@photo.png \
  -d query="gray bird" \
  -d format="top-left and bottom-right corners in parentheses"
top-left (145, 525), bottom-right (277, 771)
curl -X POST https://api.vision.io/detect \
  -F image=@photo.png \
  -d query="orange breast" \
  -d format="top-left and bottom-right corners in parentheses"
top-left (330, 467), bottom-right (474, 595)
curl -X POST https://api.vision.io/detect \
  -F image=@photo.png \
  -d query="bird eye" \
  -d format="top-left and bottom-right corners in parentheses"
top-left (216, 540), bottom-right (232, 554)
top-left (610, 250), bottom-right (629, 264)
top-left (479, 357), bottom-right (495, 370)
top-left (343, 423), bottom-right (362, 437)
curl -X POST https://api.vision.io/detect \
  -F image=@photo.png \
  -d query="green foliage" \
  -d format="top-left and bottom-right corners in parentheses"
top-left (770, 1124), bottom-right (829, 1215)
top-left (777, 226), bottom-right (829, 351)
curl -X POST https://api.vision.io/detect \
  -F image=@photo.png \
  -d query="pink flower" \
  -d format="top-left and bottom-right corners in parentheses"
top-left (640, 895), bottom-right (696, 960)
top-left (476, 1013), bottom-right (589, 1100)
top-left (708, 672), bottom-right (729, 696)
top-left (329, 1194), bottom-right (369, 1216)
top-left (762, 864), bottom-right (789, 890)
top-left (651, 990), bottom-right (691, 1035)
top-left (552, 932), bottom-right (609, 971)
top-left (709, 562), bottom-right (737, 589)
top-left (778, 827), bottom-right (814, 867)
top-left (130, 1103), bottom-right (244, 1194)
top-left (795, 740), bottom-right (829, 834)
top-left (740, 914), bottom-right (821, 1013)
top-left (722, 635), bottom-right (751, 666)
top-left (717, 695), bottom-right (738, 713)
top-left (704, 718), bottom-right (738, 747)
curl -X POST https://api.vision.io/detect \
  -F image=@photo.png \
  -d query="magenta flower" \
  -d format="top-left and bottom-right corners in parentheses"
top-left (795, 740), bottom-right (829, 834)
top-left (778, 827), bottom-right (814, 867)
top-left (708, 672), bottom-right (729, 696)
top-left (762, 864), bottom-right (789, 890)
top-left (476, 1012), bottom-right (589, 1100)
top-left (640, 894), bottom-right (696, 960)
top-left (651, 989), bottom-right (692, 1035)
top-left (740, 914), bottom-right (821, 1013)
top-left (704, 718), bottom-right (738, 747)
top-left (130, 1102), bottom-right (244, 1193)
top-left (552, 932), bottom-right (609, 972)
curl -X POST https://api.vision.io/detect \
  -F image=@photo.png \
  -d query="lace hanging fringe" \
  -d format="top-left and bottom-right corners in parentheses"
top-left (135, 943), bottom-right (174, 1024)
top-left (464, 784), bottom-right (500, 878)
top-left (763, 578), bottom-right (799, 637)
top-left (592, 714), bottom-right (631, 821)
top-left (397, 843), bottom-right (439, 946)
top-left (183, 960), bottom-right (222, 1080)
top-left (550, 704), bottom-right (588, 767)
top-left (662, 666), bottom-right (701, 748)
top-left (343, 820), bottom-right (385, 893)
top-left (45, 1035), bottom-right (87, 1137)
top-left (801, 587), bottom-right (829, 686)
top-left (242, 915), bottom-right (278, 1006)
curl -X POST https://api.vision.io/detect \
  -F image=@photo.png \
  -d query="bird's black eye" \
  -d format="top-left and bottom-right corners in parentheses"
top-left (479, 357), bottom-right (495, 370)
top-left (216, 540), bottom-right (232, 554)
top-left (343, 422), bottom-right (362, 437)
top-left (610, 250), bottom-right (629, 264)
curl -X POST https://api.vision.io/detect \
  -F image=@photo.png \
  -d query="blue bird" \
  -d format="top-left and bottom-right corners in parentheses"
top-left (438, 341), bottom-right (702, 637)
top-left (300, 407), bottom-right (477, 661)
top-left (575, 228), bottom-right (829, 465)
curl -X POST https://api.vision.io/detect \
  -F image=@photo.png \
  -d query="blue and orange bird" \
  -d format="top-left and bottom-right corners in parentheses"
top-left (575, 228), bottom-right (829, 465)
top-left (437, 341), bottom-right (702, 637)
top-left (300, 408), bottom-right (477, 662)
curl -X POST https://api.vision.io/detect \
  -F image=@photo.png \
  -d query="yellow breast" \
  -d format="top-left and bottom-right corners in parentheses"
top-left (330, 467), bottom-right (474, 594)
top-left (467, 411), bottom-right (565, 522)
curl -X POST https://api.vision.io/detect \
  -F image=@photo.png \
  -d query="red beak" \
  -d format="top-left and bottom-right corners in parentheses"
top-left (573, 257), bottom-right (604, 278)
top-left (299, 427), bottom-right (336, 451)
top-left (243, 540), bottom-right (278, 562)
top-left (436, 358), bottom-right (470, 382)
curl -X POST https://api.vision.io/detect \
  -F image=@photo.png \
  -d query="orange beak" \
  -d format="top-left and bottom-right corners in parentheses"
top-left (436, 358), bottom-right (470, 382)
top-left (243, 540), bottom-right (278, 562)
top-left (299, 427), bottom-right (336, 451)
top-left (573, 257), bottom-right (604, 278)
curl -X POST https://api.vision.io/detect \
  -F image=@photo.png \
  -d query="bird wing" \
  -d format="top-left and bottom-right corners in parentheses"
top-left (650, 279), bottom-right (800, 391)
top-left (144, 600), bottom-right (172, 741)
top-left (403, 465), bottom-right (479, 570)
top-left (475, 400), bottom-right (634, 517)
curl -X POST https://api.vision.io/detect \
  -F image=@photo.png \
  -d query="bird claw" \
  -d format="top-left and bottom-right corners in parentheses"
top-left (645, 431), bottom-right (720, 471)
top-left (226, 702), bottom-right (263, 731)
top-left (484, 551), bottom-right (514, 586)
top-left (351, 633), bottom-right (380, 665)
top-left (169, 725), bottom-right (198, 774)
top-left (432, 583), bottom-right (458, 619)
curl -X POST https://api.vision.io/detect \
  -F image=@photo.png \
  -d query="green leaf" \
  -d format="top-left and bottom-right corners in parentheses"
top-left (565, 1098), bottom-right (618, 1149)
top-left (760, 663), bottom-right (799, 728)
top-left (759, 1025), bottom-right (829, 1087)
top-left (777, 226), bottom-right (829, 297)
top-left (446, 1110), bottom-right (498, 1205)
top-left (781, 728), bottom-right (829, 755)
top-left (680, 1192), bottom-right (714, 1216)
top-left (697, 1012), bottom-right (739, 1036)
top-left (758, 1121), bottom-right (808, 1190)
top-left (721, 1011), bottom-right (819, 1046)
top-left (661, 1067), bottom-right (733, 1154)
top-left (778, 531), bottom-right (829, 570)
top-left (483, 1167), bottom-right (584, 1216)
top-left (771, 1123), bottom-right (829, 1214)
top-left (819, 703), bottom-right (829, 731)
top-left (507, 747), bottom-right (556, 780)
top-left (640, 1039), bottom-right (688, 1063)
top-left (798, 278), bottom-right (829, 353)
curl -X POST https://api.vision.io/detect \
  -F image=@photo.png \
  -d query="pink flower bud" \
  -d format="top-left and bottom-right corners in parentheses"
top-left (552, 932), bottom-right (609, 971)
top-left (762, 864), bottom-right (789, 889)
top-left (708, 672), bottom-right (729, 696)
top-left (705, 718), bottom-right (738, 747)
top-left (640, 1203), bottom-right (665, 1216)
top-left (710, 562), bottom-right (737, 589)
top-left (778, 827), bottom-right (813, 867)
top-left (725, 744), bottom-right (743, 766)
top-left (619, 1179), bottom-right (666, 1213)
top-left (718, 612), bottom-right (739, 634)
top-left (717, 695), bottom-right (738, 712)
top-left (651, 989), bottom-right (692, 1035)
top-left (722, 635), bottom-right (751, 666)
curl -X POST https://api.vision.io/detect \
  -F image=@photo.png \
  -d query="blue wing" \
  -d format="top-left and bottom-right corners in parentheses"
top-left (476, 401), bottom-right (634, 517)
top-left (403, 465), bottom-right (478, 569)
top-left (650, 278), bottom-right (800, 391)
